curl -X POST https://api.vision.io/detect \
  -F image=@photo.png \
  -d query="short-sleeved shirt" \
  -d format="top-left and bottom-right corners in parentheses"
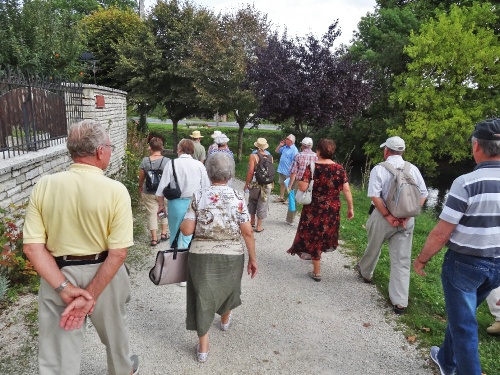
top-left (367, 155), bottom-right (428, 202)
top-left (193, 142), bottom-right (206, 162)
top-left (277, 145), bottom-right (298, 176)
top-left (290, 149), bottom-right (318, 180)
top-left (439, 161), bottom-right (500, 258)
top-left (184, 186), bottom-right (250, 242)
top-left (23, 163), bottom-right (134, 257)
top-left (139, 156), bottom-right (169, 195)
top-left (156, 154), bottom-right (210, 198)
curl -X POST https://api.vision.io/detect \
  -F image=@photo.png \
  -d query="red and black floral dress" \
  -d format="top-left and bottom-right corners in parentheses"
top-left (287, 162), bottom-right (348, 261)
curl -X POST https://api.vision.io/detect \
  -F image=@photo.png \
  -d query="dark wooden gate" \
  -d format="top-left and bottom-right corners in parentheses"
top-left (0, 68), bottom-right (83, 159)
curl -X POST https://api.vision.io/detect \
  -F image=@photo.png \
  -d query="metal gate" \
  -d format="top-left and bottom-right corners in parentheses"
top-left (0, 68), bottom-right (83, 159)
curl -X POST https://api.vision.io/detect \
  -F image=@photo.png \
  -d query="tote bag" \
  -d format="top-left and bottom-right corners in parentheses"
top-left (149, 229), bottom-right (191, 285)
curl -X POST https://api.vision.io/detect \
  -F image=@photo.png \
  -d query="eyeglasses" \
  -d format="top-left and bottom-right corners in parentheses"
top-left (102, 144), bottom-right (115, 151)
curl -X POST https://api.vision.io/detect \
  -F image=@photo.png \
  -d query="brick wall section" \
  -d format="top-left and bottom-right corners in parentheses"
top-left (0, 84), bottom-right (127, 220)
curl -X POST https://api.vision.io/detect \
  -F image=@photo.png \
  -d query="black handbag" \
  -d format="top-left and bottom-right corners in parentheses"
top-left (149, 229), bottom-right (191, 285)
top-left (162, 159), bottom-right (182, 200)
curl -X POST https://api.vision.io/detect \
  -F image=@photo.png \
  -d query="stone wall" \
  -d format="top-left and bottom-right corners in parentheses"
top-left (0, 84), bottom-right (127, 219)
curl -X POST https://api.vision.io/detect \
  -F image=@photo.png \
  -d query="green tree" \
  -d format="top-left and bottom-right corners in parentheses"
top-left (116, 0), bottom-right (216, 149)
top-left (390, 3), bottom-right (500, 173)
top-left (79, 6), bottom-right (145, 87)
top-left (0, 0), bottom-right (83, 76)
top-left (349, 6), bottom-right (420, 161)
top-left (188, 5), bottom-right (269, 161)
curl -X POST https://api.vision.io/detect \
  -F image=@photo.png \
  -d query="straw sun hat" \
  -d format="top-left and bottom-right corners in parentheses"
top-left (254, 138), bottom-right (269, 150)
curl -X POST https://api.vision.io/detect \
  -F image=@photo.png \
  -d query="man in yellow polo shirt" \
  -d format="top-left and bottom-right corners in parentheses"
top-left (23, 120), bottom-right (139, 375)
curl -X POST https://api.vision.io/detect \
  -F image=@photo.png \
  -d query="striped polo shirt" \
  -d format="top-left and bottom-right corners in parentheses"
top-left (440, 161), bottom-right (500, 257)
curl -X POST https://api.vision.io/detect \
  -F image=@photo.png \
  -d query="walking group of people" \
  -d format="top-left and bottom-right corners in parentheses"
top-left (22, 118), bottom-right (500, 375)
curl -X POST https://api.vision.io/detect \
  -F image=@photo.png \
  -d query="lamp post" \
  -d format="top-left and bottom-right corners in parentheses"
top-left (79, 52), bottom-right (99, 84)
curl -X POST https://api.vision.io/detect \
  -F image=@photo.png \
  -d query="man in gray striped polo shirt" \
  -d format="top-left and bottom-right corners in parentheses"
top-left (414, 118), bottom-right (500, 375)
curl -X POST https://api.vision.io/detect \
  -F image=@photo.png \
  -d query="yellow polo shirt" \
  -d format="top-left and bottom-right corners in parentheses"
top-left (23, 163), bottom-right (134, 257)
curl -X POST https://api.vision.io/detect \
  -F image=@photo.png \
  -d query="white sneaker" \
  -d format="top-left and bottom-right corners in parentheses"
top-left (178, 281), bottom-right (187, 287)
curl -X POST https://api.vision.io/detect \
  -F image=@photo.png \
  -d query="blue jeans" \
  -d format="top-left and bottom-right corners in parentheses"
top-left (438, 250), bottom-right (500, 375)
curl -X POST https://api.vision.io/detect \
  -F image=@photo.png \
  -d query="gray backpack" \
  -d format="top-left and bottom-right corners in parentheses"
top-left (380, 161), bottom-right (421, 218)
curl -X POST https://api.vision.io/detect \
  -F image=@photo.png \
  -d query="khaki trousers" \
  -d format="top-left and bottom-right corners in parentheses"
top-left (142, 193), bottom-right (168, 231)
top-left (38, 264), bottom-right (131, 375)
top-left (358, 209), bottom-right (415, 307)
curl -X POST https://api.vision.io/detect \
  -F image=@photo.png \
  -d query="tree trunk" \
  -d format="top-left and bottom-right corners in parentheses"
top-left (236, 120), bottom-right (245, 162)
top-left (172, 119), bottom-right (179, 153)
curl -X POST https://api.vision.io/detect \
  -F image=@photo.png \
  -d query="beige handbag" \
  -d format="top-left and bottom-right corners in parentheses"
top-left (295, 162), bottom-right (315, 205)
top-left (149, 229), bottom-right (190, 285)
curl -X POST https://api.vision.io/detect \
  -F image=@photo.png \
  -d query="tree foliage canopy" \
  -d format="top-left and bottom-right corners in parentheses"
top-left (186, 4), bottom-right (269, 160)
top-left (0, 0), bottom-right (83, 76)
top-left (249, 24), bottom-right (373, 136)
top-left (390, 3), bottom-right (500, 172)
top-left (79, 6), bottom-right (144, 87)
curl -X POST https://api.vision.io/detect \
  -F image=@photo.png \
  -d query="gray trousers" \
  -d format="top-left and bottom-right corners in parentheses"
top-left (358, 209), bottom-right (415, 307)
top-left (38, 263), bottom-right (132, 375)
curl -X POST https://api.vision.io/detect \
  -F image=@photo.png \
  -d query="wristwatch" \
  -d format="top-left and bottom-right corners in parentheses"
top-left (55, 279), bottom-right (70, 293)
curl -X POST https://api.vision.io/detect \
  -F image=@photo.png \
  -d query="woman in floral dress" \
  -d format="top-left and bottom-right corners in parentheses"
top-left (180, 152), bottom-right (258, 363)
top-left (287, 139), bottom-right (354, 282)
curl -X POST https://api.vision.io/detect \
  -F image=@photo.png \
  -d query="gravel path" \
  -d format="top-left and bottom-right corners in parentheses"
top-left (81, 180), bottom-right (432, 374)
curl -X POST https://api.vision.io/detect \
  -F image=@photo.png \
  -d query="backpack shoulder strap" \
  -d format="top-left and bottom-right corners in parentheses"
top-left (158, 157), bottom-right (165, 169)
top-left (148, 157), bottom-right (153, 169)
top-left (402, 161), bottom-right (411, 173)
top-left (379, 161), bottom-right (399, 175)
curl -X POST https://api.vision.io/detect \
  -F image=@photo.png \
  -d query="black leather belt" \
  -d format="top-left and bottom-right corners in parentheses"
top-left (54, 251), bottom-right (108, 268)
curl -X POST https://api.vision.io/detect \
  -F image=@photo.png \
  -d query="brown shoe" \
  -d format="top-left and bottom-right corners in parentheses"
top-left (487, 321), bottom-right (500, 334)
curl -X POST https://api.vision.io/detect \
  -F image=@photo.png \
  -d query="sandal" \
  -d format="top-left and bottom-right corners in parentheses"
top-left (220, 312), bottom-right (232, 331)
top-left (393, 305), bottom-right (406, 315)
top-left (196, 344), bottom-right (209, 363)
top-left (160, 233), bottom-right (169, 242)
top-left (309, 271), bottom-right (321, 282)
top-left (150, 240), bottom-right (158, 247)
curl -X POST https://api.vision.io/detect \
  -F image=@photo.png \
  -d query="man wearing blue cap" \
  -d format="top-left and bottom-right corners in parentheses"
top-left (414, 118), bottom-right (500, 375)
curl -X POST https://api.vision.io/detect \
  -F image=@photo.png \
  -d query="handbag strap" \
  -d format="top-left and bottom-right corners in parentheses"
top-left (308, 162), bottom-right (315, 188)
top-left (170, 228), bottom-right (194, 250)
top-left (171, 159), bottom-right (178, 185)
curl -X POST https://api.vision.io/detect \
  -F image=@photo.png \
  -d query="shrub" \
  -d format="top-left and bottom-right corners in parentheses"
top-left (118, 119), bottom-right (149, 208)
top-left (0, 205), bottom-right (37, 288)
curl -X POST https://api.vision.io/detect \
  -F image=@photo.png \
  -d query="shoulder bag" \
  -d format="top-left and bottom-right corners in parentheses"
top-left (149, 229), bottom-right (191, 285)
top-left (162, 159), bottom-right (182, 200)
top-left (295, 162), bottom-right (315, 205)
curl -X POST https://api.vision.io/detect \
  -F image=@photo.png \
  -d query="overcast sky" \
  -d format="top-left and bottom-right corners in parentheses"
top-left (143, 0), bottom-right (377, 46)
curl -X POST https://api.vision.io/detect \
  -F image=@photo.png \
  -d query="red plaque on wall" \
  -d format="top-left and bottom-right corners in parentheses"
top-left (95, 95), bottom-right (105, 108)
